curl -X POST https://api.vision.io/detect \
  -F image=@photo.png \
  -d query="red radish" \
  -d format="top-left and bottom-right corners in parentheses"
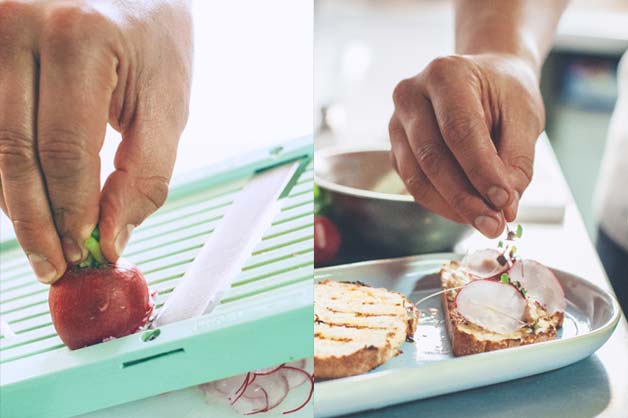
top-left (509, 259), bottom-right (566, 314)
top-left (455, 279), bottom-right (527, 334)
top-left (461, 249), bottom-right (508, 279)
top-left (314, 215), bottom-right (341, 266)
top-left (48, 228), bottom-right (153, 350)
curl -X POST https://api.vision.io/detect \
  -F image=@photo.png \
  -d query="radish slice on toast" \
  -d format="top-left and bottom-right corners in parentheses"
top-left (509, 259), bottom-right (566, 314)
top-left (455, 280), bottom-right (527, 334)
top-left (461, 249), bottom-right (508, 279)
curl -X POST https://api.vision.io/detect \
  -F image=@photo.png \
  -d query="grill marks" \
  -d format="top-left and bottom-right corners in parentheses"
top-left (314, 280), bottom-right (419, 379)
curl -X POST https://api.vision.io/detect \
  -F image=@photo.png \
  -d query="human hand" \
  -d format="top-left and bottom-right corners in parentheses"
top-left (0, 0), bottom-right (192, 283)
top-left (389, 53), bottom-right (544, 237)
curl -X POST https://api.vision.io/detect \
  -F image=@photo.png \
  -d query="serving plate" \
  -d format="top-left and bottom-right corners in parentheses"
top-left (313, 253), bottom-right (621, 418)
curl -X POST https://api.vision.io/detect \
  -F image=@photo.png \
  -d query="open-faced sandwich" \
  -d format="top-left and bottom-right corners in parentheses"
top-left (441, 229), bottom-right (566, 356)
top-left (314, 280), bottom-right (419, 379)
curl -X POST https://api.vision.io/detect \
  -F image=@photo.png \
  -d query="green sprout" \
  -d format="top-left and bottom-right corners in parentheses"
top-left (500, 273), bottom-right (510, 284)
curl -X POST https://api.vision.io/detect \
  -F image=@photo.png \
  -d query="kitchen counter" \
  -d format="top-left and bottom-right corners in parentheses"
top-left (315, 1), bottom-right (628, 417)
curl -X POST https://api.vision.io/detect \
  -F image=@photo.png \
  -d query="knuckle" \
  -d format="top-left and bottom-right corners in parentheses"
top-left (404, 173), bottom-right (429, 203)
top-left (392, 78), bottom-right (414, 106)
top-left (0, 128), bottom-right (35, 177)
top-left (440, 114), bottom-right (482, 150)
top-left (136, 176), bottom-right (170, 213)
top-left (414, 143), bottom-right (444, 177)
top-left (509, 154), bottom-right (534, 187)
top-left (449, 192), bottom-right (475, 216)
top-left (12, 217), bottom-right (50, 241)
top-left (425, 56), bottom-right (458, 84)
top-left (388, 116), bottom-right (404, 138)
top-left (42, 5), bottom-right (109, 53)
top-left (0, 2), bottom-right (33, 60)
top-left (38, 129), bottom-right (92, 178)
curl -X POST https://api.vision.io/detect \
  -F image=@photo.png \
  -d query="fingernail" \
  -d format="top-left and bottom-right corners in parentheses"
top-left (28, 254), bottom-right (58, 283)
top-left (487, 186), bottom-right (509, 208)
top-left (474, 215), bottom-right (501, 237)
top-left (509, 191), bottom-right (520, 217)
top-left (62, 237), bottom-right (84, 263)
top-left (115, 224), bottom-right (135, 257)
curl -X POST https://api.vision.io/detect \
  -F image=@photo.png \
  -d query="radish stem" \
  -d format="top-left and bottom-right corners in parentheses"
top-left (79, 227), bottom-right (107, 268)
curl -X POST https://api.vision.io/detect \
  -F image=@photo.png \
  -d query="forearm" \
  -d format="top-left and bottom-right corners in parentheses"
top-left (455, 0), bottom-right (568, 77)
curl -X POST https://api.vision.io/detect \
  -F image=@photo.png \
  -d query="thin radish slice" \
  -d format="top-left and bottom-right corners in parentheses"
top-left (250, 373), bottom-right (289, 409)
top-left (509, 259), bottom-right (566, 313)
top-left (214, 373), bottom-right (249, 396)
top-left (284, 359), bottom-right (306, 369)
top-left (279, 365), bottom-right (309, 389)
top-left (282, 368), bottom-right (314, 415)
top-left (232, 387), bottom-right (269, 415)
top-left (254, 363), bottom-right (285, 375)
top-left (461, 249), bottom-right (508, 279)
top-left (456, 280), bottom-right (527, 334)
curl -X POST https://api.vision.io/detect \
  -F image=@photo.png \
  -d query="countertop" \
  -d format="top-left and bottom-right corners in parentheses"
top-left (315, 1), bottom-right (628, 417)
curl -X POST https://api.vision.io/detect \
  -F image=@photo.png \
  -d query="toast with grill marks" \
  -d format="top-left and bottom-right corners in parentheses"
top-left (314, 280), bottom-right (418, 379)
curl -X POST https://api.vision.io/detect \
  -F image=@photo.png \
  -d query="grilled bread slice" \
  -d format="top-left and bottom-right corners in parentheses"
top-left (314, 280), bottom-right (418, 379)
top-left (441, 260), bottom-right (562, 357)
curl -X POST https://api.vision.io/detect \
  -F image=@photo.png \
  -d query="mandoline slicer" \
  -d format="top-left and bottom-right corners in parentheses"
top-left (0, 137), bottom-right (314, 418)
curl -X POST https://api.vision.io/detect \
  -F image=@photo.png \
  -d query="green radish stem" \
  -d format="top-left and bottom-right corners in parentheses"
top-left (79, 227), bottom-right (107, 268)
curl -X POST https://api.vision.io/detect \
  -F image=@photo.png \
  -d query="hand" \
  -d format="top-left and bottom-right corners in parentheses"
top-left (389, 53), bottom-right (544, 237)
top-left (0, 1), bottom-right (192, 283)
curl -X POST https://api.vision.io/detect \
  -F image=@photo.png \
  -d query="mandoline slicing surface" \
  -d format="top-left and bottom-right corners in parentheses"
top-left (0, 138), bottom-right (313, 418)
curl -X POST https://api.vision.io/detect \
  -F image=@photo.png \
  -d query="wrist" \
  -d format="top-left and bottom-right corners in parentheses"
top-left (456, 38), bottom-right (542, 82)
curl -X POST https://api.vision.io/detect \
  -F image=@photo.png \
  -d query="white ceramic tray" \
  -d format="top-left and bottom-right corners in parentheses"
top-left (313, 253), bottom-right (621, 418)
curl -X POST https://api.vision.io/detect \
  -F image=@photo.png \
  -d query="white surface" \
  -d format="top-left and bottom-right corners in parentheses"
top-left (0, 0), bottom-right (313, 243)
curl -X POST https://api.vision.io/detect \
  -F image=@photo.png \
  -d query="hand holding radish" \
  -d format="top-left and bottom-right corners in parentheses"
top-left (0, 0), bottom-right (193, 283)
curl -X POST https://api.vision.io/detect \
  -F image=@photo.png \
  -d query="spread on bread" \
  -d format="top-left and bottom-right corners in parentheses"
top-left (440, 226), bottom-right (566, 356)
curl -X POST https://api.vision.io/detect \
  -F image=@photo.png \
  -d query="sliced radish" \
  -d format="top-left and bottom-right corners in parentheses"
top-left (509, 259), bottom-right (566, 314)
top-left (253, 364), bottom-right (285, 375)
top-left (461, 249), bottom-right (508, 279)
top-left (285, 359), bottom-right (306, 369)
top-left (214, 374), bottom-right (249, 396)
top-left (455, 280), bottom-right (527, 334)
top-left (248, 373), bottom-right (289, 409)
top-left (231, 387), bottom-right (269, 415)
top-left (279, 365), bottom-right (310, 389)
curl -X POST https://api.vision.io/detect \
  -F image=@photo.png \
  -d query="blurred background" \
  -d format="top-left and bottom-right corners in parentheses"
top-left (315, 0), bottom-right (628, 242)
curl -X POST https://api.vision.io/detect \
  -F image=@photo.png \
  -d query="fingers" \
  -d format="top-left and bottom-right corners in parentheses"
top-left (389, 118), bottom-right (465, 223)
top-left (99, 94), bottom-right (186, 262)
top-left (497, 110), bottom-right (540, 222)
top-left (421, 57), bottom-right (516, 212)
top-left (0, 37), bottom-right (66, 283)
top-left (37, 8), bottom-right (119, 264)
top-left (392, 79), bottom-right (505, 237)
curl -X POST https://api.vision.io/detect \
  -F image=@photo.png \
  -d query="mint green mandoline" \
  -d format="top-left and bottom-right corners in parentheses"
top-left (0, 137), bottom-right (314, 418)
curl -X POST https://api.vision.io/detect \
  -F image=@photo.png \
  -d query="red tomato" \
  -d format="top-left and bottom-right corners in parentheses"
top-left (314, 215), bottom-right (341, 265)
